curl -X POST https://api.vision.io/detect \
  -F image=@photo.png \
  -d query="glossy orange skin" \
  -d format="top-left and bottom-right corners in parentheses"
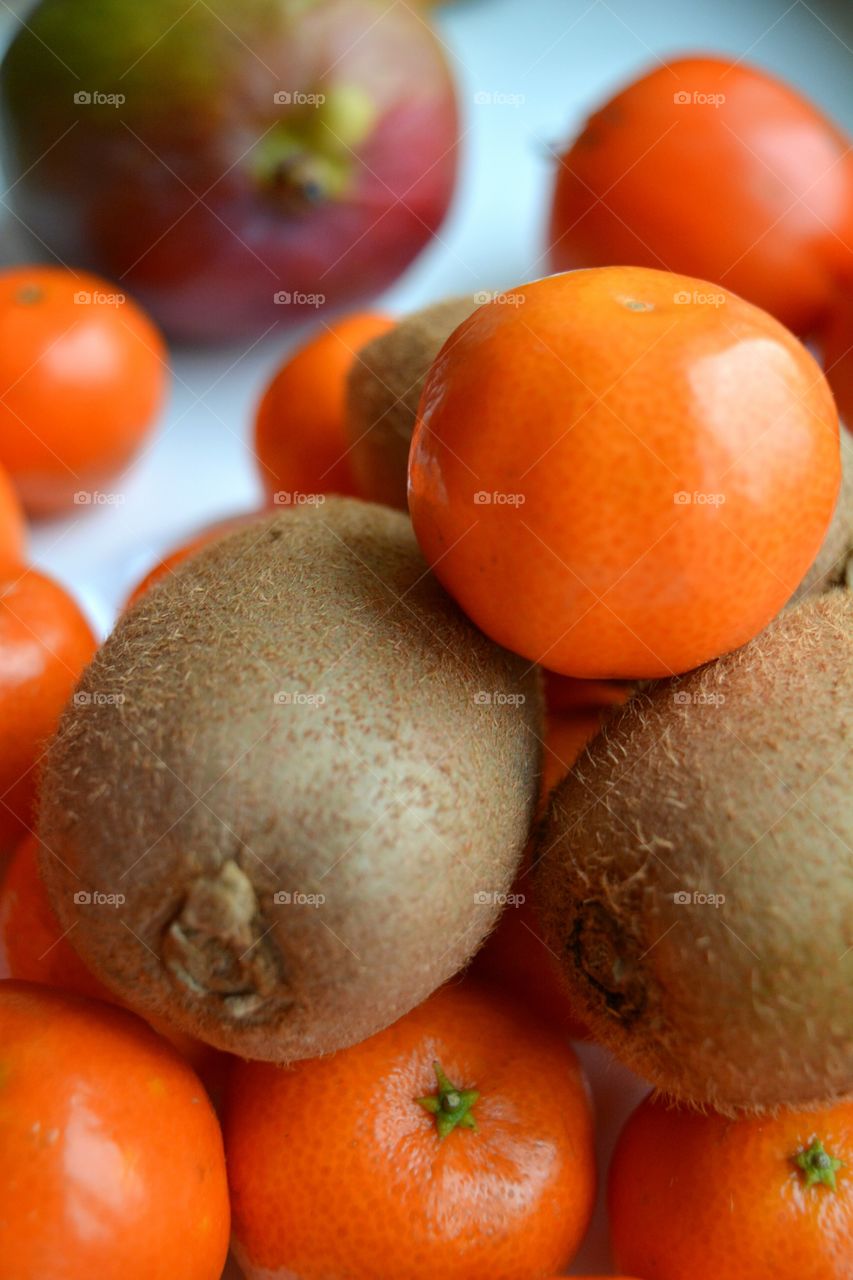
top-left (0, 268), bottom-right (167, 514)
top-left (0, 833), bottom-right (225, 1084)
top-left (610, 1094), bottom-right (853, 1278)
top-left (0, 568), bottom-right (96, 851)
top-left (0, 981), bottom-right (230, 1280)
top-left (548, 57), bottom-right (853, 336)
top-left (123, 511), bottom-right (264, 610)
top-left (823, 284), bottom-right (853, 428)
top-left (0, 464), bottom-right (25, 573)
top-left (225, 982), bottom-right (596, 1280)
top-left (409, 266), bottom-right (840, 678)
top-left (255, 312), bottom-right (394, 503)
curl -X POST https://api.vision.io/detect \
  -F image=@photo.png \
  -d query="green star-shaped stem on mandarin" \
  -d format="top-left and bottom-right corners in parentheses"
top-left (416, 1060), bottom-right (479, 1140)
top-left (794, 1138), bottom-right (843, 1190)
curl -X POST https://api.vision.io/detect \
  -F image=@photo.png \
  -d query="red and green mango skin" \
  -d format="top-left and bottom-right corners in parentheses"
top-left (0, 0), bottom-right (458, 341)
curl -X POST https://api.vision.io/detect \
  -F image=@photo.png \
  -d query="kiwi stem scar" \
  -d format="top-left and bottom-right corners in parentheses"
top-left (569, 901), bottom-right (646, 1021)
top-left (416, 1061), bottom-right (479, 1139)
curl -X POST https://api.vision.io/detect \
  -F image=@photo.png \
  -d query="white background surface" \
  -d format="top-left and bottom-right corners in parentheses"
top-left (1, 0), bottom-right (851, 1274)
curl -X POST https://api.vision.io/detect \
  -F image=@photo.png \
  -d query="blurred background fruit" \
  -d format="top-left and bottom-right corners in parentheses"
top-left (255, 310), bottom-right (393, 503)
top-left (0, 267), bottom-right (167, 514)
top-left (10, 1), bottom-right (850, 613)
top-left (547, 56), bottom-right (853, 336)
top-left (346, 295), bottom-right (476, 508)
top-left (0, 0), bottom-right (459, 343)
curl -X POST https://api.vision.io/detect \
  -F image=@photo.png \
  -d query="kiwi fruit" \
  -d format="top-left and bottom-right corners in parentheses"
top-left (535, 590), bottom-right (852, 1114)
top-left (791, 426), bottom-right (853, 600)
top-left (346, 296), bottom-right (477, 508)
top-left (38, 500), bottom-right (542, 1062)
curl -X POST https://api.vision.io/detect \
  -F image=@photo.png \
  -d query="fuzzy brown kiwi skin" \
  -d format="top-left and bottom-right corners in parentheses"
top-left (535, 591), bottom-right (853, 1115)
top-left (791, 426), bottom-right (853, 601)
top-left (38, 500), bottom-right (543, 1062)
top-left (345, 296), bottom-right (477, 510)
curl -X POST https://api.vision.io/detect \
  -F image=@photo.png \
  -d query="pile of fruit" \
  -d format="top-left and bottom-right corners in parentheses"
top-left (0, 3), bottom-right (851, 1278)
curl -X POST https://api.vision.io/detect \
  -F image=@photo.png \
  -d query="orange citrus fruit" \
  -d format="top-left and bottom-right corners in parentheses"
top-left (548, 56), bottom-right (853, 336)
top-left (225, 981), bottom-right (596, 1279)
top-left (610, 1092), bottom-right (853, 1279)
top-left (0, 981), bottom-right (229, 1279)
top-left (255, 312), bottom-right (393, 504)
top-left (409, 266), bottom-right (839, 677)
